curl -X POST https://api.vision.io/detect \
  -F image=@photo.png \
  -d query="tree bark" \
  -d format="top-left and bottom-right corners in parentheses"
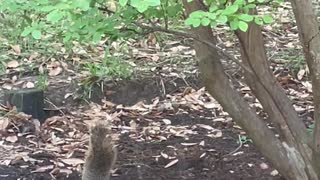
top-left (182, 0), bottom-right (315, 179)
top-left (290, 0), bottom-right (320, 177)
top-left (235, 20), bottom-right (317, 180)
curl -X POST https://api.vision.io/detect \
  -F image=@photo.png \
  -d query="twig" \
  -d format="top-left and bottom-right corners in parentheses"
top-left (44, 98), bottom-right (65, 116)
top-left (224, 135), bottom-right (243, 157)
top-left (160, 79), bottom-right (166, 96)
top-left (134, 22), bottom-right (254, 75)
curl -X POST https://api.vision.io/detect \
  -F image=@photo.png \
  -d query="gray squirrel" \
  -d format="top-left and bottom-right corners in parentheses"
top-left (82, 121), bottom-right (116, 180)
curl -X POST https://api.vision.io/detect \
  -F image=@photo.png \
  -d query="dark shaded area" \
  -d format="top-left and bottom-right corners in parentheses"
top-left (102, 76), bottom-right (201, 105)
top-left (4, 88), bottom-right (45, 122)
top-left (42, 75), bottom-right (201, 110)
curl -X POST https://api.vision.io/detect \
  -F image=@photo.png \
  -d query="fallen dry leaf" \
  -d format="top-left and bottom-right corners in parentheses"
top-left (24, 82), bottom-right (35, 88)
top-left (10, 45), bottom-right (21, 54)
top-left (0, 117), bottom-right (10, 131)
top-left (32, 165), bottom-right (55, 173)
top-left (297, 69), bottom-right (305, 80)
top-left (164, 159), bottom-right (179, 168)
top-left (6, 135), bottom-right (18, 143)
top-left (60, 158), bottom-right (85, 166)
top-left (270, 169), bottom-right (279, 176)
top-left (162, 119), bottom-right (171, 125)
top-left (180, 142), bottom-right (197, 146)
top-left (6, 60), bottom-right (20, 68)
top-left (49, 66), bottom-right (63, 76)
top-left (260, 162), bottom-right (269, 170)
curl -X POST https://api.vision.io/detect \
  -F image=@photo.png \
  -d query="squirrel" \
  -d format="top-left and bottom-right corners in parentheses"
top-left (82, 121), bottom-right (117, 180)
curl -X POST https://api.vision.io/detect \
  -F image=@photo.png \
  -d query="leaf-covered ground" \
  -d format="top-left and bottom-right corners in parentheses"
top-left (0, 2), bottom-right (317, 180)
top-left (0, 75), bottom-right (286, 180)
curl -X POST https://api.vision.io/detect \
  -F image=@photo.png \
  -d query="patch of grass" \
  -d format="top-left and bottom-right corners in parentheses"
top-left (238, 135), bottom-right (253, 144)
top-left (36, 73), bottom-right (48, 90)
top-left (79, 51), bottom-right (133, 99)
top-left (276, 48), bottom-right (305, 73)
top-left (0, 109), bottom-right (6, 116)
top-left (308, 123), bottom-right (314, 134)
top-left (83, 56), bottom-right (132, 81)
top-left (0, 60), bottom-right (6, 74)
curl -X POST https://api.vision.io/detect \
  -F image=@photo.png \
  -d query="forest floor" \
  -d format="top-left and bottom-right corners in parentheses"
top-left (0, 2), bottom-right (313, 180)
top-left (0, 74), bottom-right (286, 180)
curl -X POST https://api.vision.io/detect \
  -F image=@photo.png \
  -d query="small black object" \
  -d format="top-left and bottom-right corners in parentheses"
top-left (4, 88), bottom-right (46, 123)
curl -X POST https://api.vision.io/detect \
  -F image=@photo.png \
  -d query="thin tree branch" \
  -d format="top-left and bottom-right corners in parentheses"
top-left (134, 22), bottom-right (254, 75)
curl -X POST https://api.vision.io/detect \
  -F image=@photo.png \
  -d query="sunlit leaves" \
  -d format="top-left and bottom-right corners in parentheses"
top-left (46, 10), bottom-right (64, 23)
top-left (185, 17), bottom-right (201, 27)
top-left (130, 0), bottom-right (161, 13)
top-left (238, 21), bottom-right (248, 32)
top-left (217, 15), bottom-right (228, 23)
top-left (230, 19), bottom-right (239, 30)
top-left (221, 4), bottom-right (239, 15)
top-left (254, 17), bottom-right (263, 25)
top-left (31, 30), bottom-right (42, 39)
top-left (119, 0), bottom-right (129, 6)
top-left (201, 17), bottom-right (211, 26)
top-left (262, 15), bottom-right (273, 23)
top-left (238, 14), bottom-right (253, 22)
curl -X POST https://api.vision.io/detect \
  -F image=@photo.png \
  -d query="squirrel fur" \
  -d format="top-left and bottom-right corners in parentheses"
top-left (82, 121), bottom-right (117, 180)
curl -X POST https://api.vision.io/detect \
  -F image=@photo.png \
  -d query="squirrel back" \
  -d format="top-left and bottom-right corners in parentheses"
top-left (82, 121), bottom-right (116, 180)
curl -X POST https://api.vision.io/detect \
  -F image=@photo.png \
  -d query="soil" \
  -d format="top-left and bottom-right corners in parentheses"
top-left (0, 75), bottom-right (284, 180)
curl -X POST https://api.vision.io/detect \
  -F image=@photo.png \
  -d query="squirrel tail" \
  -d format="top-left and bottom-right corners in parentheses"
top-left (82, 121), bottom-right (116, 180)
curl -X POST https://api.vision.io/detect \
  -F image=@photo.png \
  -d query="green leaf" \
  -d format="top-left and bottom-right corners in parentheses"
top-left (243, 4), bottom-right (256, 13)
top-left (192, 20), bottom-right (201, 27)
top-left (248, 0), bottom-right (255, 2)
top-left (219, 0), bottom-right (227, 4)
top-left (136, 4), bottom-right (148, 13)
top-left (31, 29), bottom-right (42, 39)
top-left (234, 0), bottom-right (245, 5)
top-left (63, 33), bottom-right (72, 43)
top-left (201, 17), bottom-right (211, 26)
top-left (185, 18), bottom-right (201, 27)
top-left (262, 15), bottom-right (273, 24)
top-left (238, 21), bottom-right (248, 32)
top-left (257, 0), bottom-right (264, 2)
top-left (46, 10), bottom-right (64, 23)
top-left (21, 27), bottom-right (33, 37)
top-left (209, 5), bottom-right (218, 12)
top-left (245, 4), bottom-right (256, 9)
top-left (217, 15), bottom-right (228, 23)
top-left (75, 0), bottom-right (90, 10)
top-left (119, 0), bottom-right (128, 6)
top-left (230, 19), bottom-right (239, 30)
top-left (210, 21), bottom-right (217, 28)
top-left (238, 14), bottom-right (253, 22)
top-left (145, 0), bottom-right (161, 6)
top-left (254, 17), bottom-right (263, 25)
top-left (167, 4), bottom-right (183, 17)
top-left (131, 0), bottom-right (160, 13)
top-left (190, 10), bottom-right (206, 18)
top-left (207, 13), bottom-right (217, 20)
top-left (41, 5), bottom-right (56, 12)
top-left (222, 4), bottom-right (239, 15)
top-left (92, 32), bottom-right (102, 42)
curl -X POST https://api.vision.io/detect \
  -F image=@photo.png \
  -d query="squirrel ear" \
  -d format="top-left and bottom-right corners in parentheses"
top-left (90, 120), bottom-right (110, 128)
top-left (90, 120), bottom-right (112, 135)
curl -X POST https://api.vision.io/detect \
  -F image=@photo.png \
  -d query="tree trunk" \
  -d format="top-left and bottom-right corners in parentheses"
top-left (182, 0), bottom-right (319, 179)
top-left (290, 0), bottom-right (320, 177)
top-left (235, 18), bottom-right (317, 180)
